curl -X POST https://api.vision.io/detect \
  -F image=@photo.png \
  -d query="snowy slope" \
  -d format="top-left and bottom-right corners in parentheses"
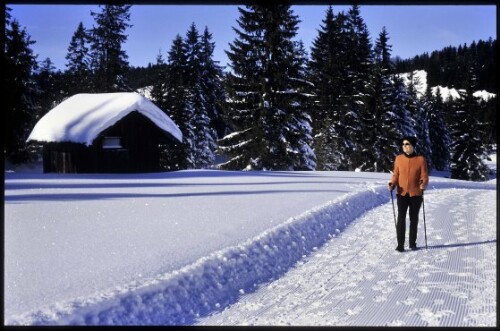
top-left (4, 168), bottom-right (496, 326)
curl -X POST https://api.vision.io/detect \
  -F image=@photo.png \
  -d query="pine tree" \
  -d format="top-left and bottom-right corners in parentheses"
top-left (150, 52), bottom-right (168, 107)
top-left (34, 58), bottom-right (65, 120)
top-left (287, 39), bottom-right (317, 171)
top-left (343, 5), bottom-right (374, 171)
top-left (406, 72), bottom-right (432, 163)
top-left (4, 12), bottom-right (40, 164)
top-left (478, 96), bottom-right (496, 146)
top-left (148, 52), bottom-right (173, 170)
top-left (389, 75), bottom-right (416, 140)
top-left (308, 7), bottom-right (349, 170)
top-left (199, 26), bottom-right (227, 140)
top-left (218, 5), bottom-right (315, 170)
top-left (426, 86), bottom-right (450, 171)
top-left (163, 35), bottom-right (195, 170)
top-left (89, 4), bottom-right (132, 92)
top-left (371, 27), bottom-right (400, 172)
top-left (449, 57), bottom-right (489, 181)
top-left (65, 22), bottom-right (92, 95)
top-left (185, 23), bottom-right (217, 169)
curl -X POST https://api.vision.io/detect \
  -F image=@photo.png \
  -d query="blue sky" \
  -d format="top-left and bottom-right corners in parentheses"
top-left (8, 4), bottom-right (497, 71)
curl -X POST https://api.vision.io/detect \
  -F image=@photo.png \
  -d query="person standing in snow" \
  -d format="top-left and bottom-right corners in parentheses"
top-left (388, 136), bottom-right (429, 252)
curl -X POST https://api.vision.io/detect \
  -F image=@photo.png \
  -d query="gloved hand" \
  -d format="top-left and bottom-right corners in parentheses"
top-left (388, 182), bottom-right (395, 192)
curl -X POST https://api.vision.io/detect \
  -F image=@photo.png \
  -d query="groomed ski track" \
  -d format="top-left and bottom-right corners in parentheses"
top-left (6, 177), bottom-right (496, 326)
top-left (199, 187), bottom-right (496, 326)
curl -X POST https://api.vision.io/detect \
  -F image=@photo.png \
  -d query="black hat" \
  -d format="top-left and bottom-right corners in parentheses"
top-left (401, 136), bottom-right (417, 147)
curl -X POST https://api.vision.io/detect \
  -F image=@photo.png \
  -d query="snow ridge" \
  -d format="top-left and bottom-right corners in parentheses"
top-left (7, 178), bottom-right (495, 326)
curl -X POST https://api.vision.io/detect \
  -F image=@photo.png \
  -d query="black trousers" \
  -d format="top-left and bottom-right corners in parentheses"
top-left (396, 193), bottom-right (423, 248)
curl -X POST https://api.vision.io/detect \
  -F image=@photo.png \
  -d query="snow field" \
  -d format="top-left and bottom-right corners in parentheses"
top-left (198, 188), bottom-right (496, 326)
top-left (8, 184), bottom-right (390, 325)
top-left (4, 171), bottom-right (496, 325)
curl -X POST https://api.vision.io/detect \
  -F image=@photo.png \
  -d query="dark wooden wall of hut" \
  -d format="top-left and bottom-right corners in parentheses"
top-left (42, 111), bottom-right (174, 173)
top-left (43, 142), bottom-right (92, 173)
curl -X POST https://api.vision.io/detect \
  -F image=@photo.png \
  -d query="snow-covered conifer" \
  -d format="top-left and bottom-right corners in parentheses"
top-left (406, 73), bottom-right (432, 163)
top-left (199, 26), bottom-right (227, 140)
top-left (35, 58), bottom-right (65, 120)
top-left (163, 34), bottom-right (195, 170)
top-left (219, 5), bottom-right (315, 170)
top-left (89, 5), bottom-right (132, 92)
top-left (449, 58), bottom-right (490, 181)
top-left (425, 86), bottom-right (450, 171)
top-left (308, 7), bottom-right (349, 170)
top-left (65, 22), bottom-right (92, 94)
top-left (150, 52), bottom-right (168, 109)
top-left (370, 27), bottom-right (400, 172)
top-left (185, 23), bottom-right (216, 169)
top-left (343, 5), bottom-right (375, 171)
top-left (390, 75), bottom-right (416, 140)
top-left (5, 11), bottom-right (39, 164)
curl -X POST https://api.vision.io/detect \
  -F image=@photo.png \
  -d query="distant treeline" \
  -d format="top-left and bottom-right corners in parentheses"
top-left (127, 39), bottom-right (498, 97)
top-left (394, 38), bottom-right (496, 92)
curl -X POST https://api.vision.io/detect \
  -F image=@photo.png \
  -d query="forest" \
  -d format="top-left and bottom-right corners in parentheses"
top-left (4, 4), bottom-right (496, 181)
top-left (394, 38), bottom-right (496, 93)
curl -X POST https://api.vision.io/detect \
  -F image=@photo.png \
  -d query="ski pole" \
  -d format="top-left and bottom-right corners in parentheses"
top-left (422, 191), bottom-right (428, 249)
top-left (390, 188), bottom-right (397, 230)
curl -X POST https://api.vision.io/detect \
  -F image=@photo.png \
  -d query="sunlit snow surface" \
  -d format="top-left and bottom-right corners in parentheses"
top-left (199, 188), bottom-right (496, 326)
top-left (4, 168), bottom-right (496, 326)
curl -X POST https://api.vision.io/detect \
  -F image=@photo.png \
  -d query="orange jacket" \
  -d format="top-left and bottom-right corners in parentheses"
top-left (390, 153), bottom-right (429, 197)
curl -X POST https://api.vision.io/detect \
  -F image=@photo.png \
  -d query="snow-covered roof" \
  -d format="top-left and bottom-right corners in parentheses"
top-left (27, 92), bottom-right (183, 145)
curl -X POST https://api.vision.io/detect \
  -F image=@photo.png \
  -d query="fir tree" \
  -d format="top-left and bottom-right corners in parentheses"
top-left (199, 26), bottom-right (228, 140)
top-left (34, 58), bottom-right (64, 120)
top-left (149, 51), bottom-right (172, 170)
top-left (308, 7), bottom-right (349, 170)
top-left (343, 5), bottom-right (374, 171)
top-left (449, 58), bottom-right (489, 181)
top-left (371, 27), bottom-right (400, 172)
top-left (65, 22), bottom-right (92, 95)
top-left (389, 75), bottom-right (416, 141)
top-left (288, 39), bottom-right (317, 170)
top-left (219, 5), bottom-right (315, 170)
top-left (150, 51), bottom-right (168, 108)
top-left (4, 13), bottom-right (40, 164)
top-left (185, 23), bottom-right (217, 169)
top-left (151, 25), bottom-right (224, 170)
top-left (478, 96), bottom-right (496, 146)
top-left (406, 72), bottom-right (432, 163)
top-left (163, 35), bottom-right (195, 170)
top-left (89, 4), bottom-right (132, 92)
top-left (425, 86), bottom-right (450, 171)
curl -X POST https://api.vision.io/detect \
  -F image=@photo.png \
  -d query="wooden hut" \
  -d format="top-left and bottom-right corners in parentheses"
top-left (27, 92), bottom-right (183, 173)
